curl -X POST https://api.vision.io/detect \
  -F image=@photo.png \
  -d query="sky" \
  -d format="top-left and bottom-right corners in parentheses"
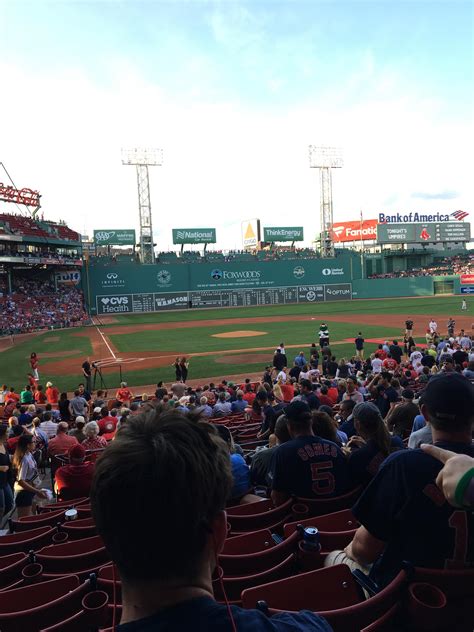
top-left (0, 0), bottom-right (473, 250)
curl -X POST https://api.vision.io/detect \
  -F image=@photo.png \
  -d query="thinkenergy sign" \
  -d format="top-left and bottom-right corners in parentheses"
top-left (263, 227), bottom-right (304, 242)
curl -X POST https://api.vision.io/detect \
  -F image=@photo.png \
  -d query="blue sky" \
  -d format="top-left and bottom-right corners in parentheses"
top-left (1, 0), bottom-right (472, 247)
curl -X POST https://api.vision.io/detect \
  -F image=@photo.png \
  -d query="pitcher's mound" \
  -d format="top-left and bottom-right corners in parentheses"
top-left (212, 330), bottom-right (267, 338)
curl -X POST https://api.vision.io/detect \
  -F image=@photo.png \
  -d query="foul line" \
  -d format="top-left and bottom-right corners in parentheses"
top-left (96, 326), bottom-right (117, 360)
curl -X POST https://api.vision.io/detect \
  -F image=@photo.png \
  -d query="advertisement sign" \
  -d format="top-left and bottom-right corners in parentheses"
top-left (94, 230), bottom-right (136, 246)
top-left (172, 228), bottom-right (216, 244)
top-left (241, 219), bottom-right (261, 249)
top-left (263, 227), bottom-right (304, 242)
top-left (55, 270), bottom-right (81, 285)
top-left (377, 222), bottom-right (471, 244)
top-left (460, 286), bottom-right (474, 295)
top-left (331, 220), bottom-right (377, 243)
top-left (378, 210), bottom-right (469, 223)
top-left (460, 274), bottom-right (474, 285)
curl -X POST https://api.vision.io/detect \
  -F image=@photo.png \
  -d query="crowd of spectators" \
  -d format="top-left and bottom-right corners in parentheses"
top-left (0, 276), bottom-right (86, 335)
top-left (368, 254), bottom-right (473, 279)
top-left (0, 323), bottom-right (473, 629)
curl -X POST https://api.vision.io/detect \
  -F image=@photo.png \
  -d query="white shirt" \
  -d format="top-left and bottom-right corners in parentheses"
top-left (410, 351), bottom-right (423, 367)
top-left (429, 321), bottom-right (437, 333)
top-left (40, 419), bottom-right (58, 439)
top-left (276, 347), bottom-right (285, 355)
top-left (277, 370), bottom-right (287, 383)
top-left (371, 358), bottom-right (383, 373)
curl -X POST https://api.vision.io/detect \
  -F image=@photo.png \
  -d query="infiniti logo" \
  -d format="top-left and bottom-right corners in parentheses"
top-left (106, 273), bottom-right (118, 280)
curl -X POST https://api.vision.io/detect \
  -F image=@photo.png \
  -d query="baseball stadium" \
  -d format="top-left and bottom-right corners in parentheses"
top-left (2, 0), bottom-right (474, 628)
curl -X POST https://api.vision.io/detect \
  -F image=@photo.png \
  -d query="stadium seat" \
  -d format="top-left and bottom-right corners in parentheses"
top-left (294, 485), bottom-right (363, 518)
top-left (0, 552), bottom-right (28, 588)
top-left (242, 566), bottom-right (407, 632)
top-left (34, 535), bottom-right (109, 577)
top-left (61, 516), bottom-right (97, 540)
top-left (0, 526), bottom-right (56, 554)
top-left (10, 508), bottom-right (65, 532)
top-left (37, 497), bottom-right (89, 513)
top-left (219, 530), bottom-right (299, 575)
top-left (38, 590), bottom-right (110, 632)
top-left (226, 498), bottom-right (273, 517)
top-left (226, 498), bottom-right (294, 534)
top-left (0, 575), bottom-right (89, 632)
top-left (283, 508), bottom-right (360, 549)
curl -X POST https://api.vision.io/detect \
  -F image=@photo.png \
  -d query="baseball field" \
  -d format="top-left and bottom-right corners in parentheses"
top-left (0, 295), bottom-right (471, 393)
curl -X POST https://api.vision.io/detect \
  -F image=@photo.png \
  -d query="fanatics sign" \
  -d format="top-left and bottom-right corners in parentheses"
top-left (331, 220), bottom-right (378, 243)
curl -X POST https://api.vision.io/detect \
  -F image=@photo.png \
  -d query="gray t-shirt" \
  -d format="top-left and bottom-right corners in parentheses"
top-left (408, 424), bottom-right (433, 449)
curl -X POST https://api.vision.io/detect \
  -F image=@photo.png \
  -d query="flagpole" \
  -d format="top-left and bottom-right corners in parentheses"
top-left (359, 209), bottom-right (364, 279)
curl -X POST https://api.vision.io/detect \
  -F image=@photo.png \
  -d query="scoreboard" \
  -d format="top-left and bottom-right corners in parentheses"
top-left (377, 222), bottom-right (471, 244)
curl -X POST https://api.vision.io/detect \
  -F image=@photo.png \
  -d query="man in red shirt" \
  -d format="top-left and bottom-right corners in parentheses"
top-left (54, 444), bottom-right (95, 500)
top-left (242, 384), bottom-right (256, 405)
top-left (5, 388), bottom-right (20, 404)
top-left (47, 422), bottom-right (78, 457)
top-left (382, 356), bottom-right (398, 372)
top-left (374, 345), bottom-right (387, 360)
top-left (115, 382), bottom-right (133, 405)
top-left (45, 382), bottom-right (60, 404)
top-left (98, 407), bottom-right (118, 435)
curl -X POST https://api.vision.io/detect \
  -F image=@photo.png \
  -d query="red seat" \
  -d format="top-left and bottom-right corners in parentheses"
top-left (283, 508), bottom-right (360, 549)
top-left (61, 516), bottom-right (97, 540)
top-left (0, 575), bottom-right (89, 632)
top-left (226, 498), bottom-right (273, 517)
top-left (220, 530), bottom-right (299, 575)
top-left (215, 553), bottom-right (297, 603)
top-left (0, 526), bottom-right (55, 554)
top-left (35, 535), bottom-right (108, 576)
top-left (294, 486), bottom-right (363, 518)
top-left (37, 497), bottom-right (89, 513)
top-left (0, 552), bottom-right (27, 588)
top-left (39, 590), bottom-right (110, 631)
top-left (242, 566), bottom-right (407, 632)
top-left (227, 498), bottom-right (294, 534)
top-left (10, 508), bottom-right (65, 532)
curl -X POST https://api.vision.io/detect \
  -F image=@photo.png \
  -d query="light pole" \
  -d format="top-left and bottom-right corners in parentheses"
top-left (121, 148), bottom-right (163, 264)
top-left (309, 146), bottom-right (343, 258)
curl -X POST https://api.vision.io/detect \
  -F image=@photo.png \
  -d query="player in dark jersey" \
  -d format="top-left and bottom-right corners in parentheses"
top-left (324, 373), bottom-right (474, 586)
top-left (269, 400), bottom-right (351, 505)
top-left (405, 318), bottom-right (414, 336)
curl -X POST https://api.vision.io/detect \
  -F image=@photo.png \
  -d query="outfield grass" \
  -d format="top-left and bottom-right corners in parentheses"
top-left (100, 295), bottom-right (469, 326)
top-left (1, 295), bottom-right (469, 392)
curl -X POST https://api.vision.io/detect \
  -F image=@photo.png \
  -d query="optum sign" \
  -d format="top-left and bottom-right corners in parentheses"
top-left (263, 227), bottom-right (304, 242)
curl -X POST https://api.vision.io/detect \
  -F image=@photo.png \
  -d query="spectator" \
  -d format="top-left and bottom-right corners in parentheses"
top-left (368, 372), bottom-right (399, 418)
top-left (7, 425), bottom-right (24, 454)
top-left (250, 415), bottom-right (291, 486)
top-left (230, 390), bottom-right (247, 413)
top-left (354, 333), bottom-right (364, 359)
top-left (90, 410), bottom-right (331, 631)
top-left (325, 373), bottom-right (474, 586)
top-left (18, 405), bottom-right (33, 427)
top-left (5, 388), bottom-right (20, 405)
top-left (39, 412), bottom-right (58, 439)
top-left (32, 417), bottom-right (48, 449)
top-left (13, 434), bottom-right (47, 517)
top-left (342, 377), bottom-right (364, 404)
top-left (347, 402), bottom-right (404, 486)
top-left (45, 381), bottom-right (59, 404)
top-left (69, 389), bottom-right (88, 419)
top-left (0, 385), bottom-right (8, 405)
top-left (272, 348), bottom-right (287, 374)
top-left (0, 425), bottom-right (13, 523)
top-left (47, 422), bottom-right (78, 457)
top-left (116, 382), bottom-right (133, 405)
top-left (385, 389), bottom-right (419, 437)
top-left (34, 384), bottom-right (47, 405)
top-left (269, 401), bottom-right (351, 505)
top-left (299, 379), bottom-right (320, 410)
top-left (311, 410), bottom-right (345, 446)
top-left (54, 444), bottom-right (95, 500)
top-left (408, 418), bottom-right (433, 449)
top-left (338, 399), bottom-right (357, 439)
top-left (58, 392), bottom-right (71, 422)
top-left (82, 421), bottom-right (107, 451)
top-left (20, 384), bottom-right (34, 404)
top-left (213, 392), bottom-right (232, 417)
top-left (294, 351), bottom-right (307, 368)
top-left (98, 407), bottom-right (118, 435)
top-left (421, 444), bottom-right (474, 508)
top-left (197, 396), bottom-right (213, 418)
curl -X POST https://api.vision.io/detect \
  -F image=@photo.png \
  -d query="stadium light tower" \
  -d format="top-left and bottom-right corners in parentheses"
top-left (121, 148), bottom-right (163, 264)
top-left (309, 146), bottom-right (343, 258)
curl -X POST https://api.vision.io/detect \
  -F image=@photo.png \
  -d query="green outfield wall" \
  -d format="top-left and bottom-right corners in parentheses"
top-left (84, 256), bottom-right (466, 315)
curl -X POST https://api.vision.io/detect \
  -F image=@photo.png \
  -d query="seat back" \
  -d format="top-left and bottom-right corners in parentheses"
top-left (0, 526), bottom-right (55, 554)
top-left (220, 531), bottom-right (299, 575)
top-left (227, 498), bottom-right (293, 533)
top-left (10, 509), bottom-right (65, 532)
top-left (295, 486), bottom-right (363, 517)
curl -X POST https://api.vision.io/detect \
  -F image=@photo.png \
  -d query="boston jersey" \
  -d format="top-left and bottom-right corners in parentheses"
top-left (353, 441), bottom-right (474, 586)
